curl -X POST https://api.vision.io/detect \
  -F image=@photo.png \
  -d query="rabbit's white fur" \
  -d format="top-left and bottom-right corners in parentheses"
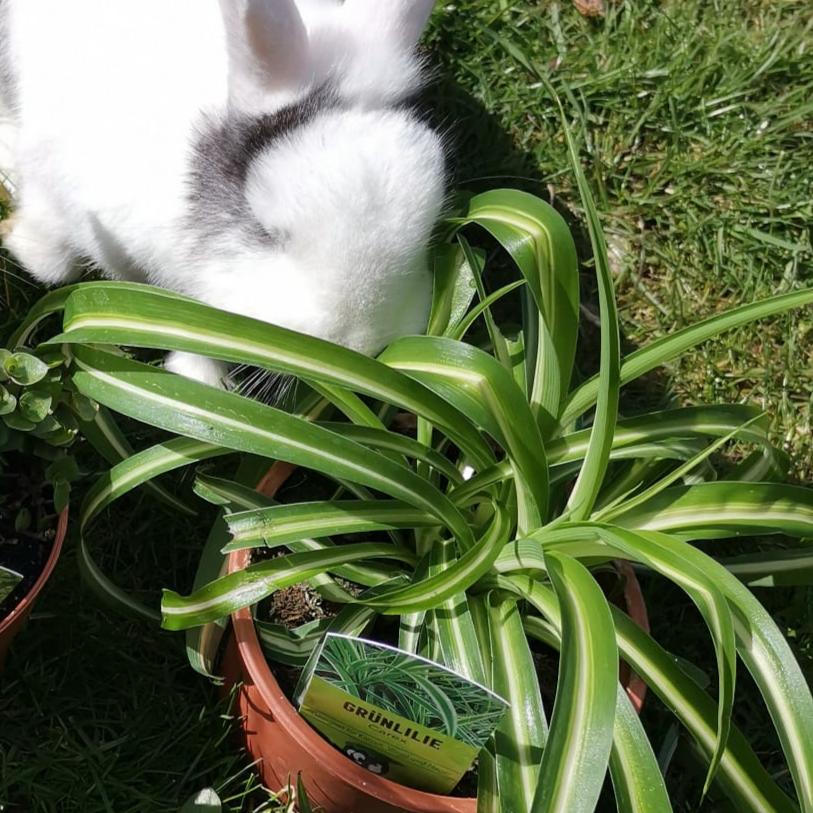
top-left (0, 0), bottom-right (443, 385)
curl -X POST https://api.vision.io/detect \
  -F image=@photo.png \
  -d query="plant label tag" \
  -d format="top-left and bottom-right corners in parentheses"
top-left (295, 633), bottom-right (508, 794)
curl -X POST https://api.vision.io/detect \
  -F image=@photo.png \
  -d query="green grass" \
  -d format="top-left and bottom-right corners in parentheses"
top-left (428, 0), bottom-right (813, 476)
top-left (1, 1), bottom-right (812, 810)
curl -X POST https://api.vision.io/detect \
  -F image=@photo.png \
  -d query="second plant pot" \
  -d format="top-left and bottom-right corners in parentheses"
top-left (0, 506), bottom-right (68, 672)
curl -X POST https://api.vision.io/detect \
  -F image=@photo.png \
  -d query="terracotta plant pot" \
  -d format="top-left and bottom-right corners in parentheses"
top-left (0, 506), bottom-right (68, 671)
top-left (222, 463), bottom-right (650, 812)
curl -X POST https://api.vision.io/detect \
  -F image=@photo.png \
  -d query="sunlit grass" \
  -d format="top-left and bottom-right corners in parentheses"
top-left (428, 0), bottom-right (813, 476)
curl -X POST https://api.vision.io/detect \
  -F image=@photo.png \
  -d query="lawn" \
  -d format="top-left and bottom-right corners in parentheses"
top-left (1, 1), bottom-right (812, 811)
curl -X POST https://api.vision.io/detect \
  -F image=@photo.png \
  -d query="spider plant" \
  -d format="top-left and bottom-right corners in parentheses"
top-left (14, 100), bottom-right (813, 812)
top-left (0, 346), bottom-right (87, 607)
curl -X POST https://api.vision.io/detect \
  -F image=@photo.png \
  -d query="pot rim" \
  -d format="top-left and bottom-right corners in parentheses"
top-left (0, 505), bottom-right (69, 637)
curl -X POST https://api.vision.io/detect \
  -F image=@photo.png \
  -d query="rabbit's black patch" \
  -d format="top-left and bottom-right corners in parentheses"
top-left (187, 87), bottom-right (339, 248)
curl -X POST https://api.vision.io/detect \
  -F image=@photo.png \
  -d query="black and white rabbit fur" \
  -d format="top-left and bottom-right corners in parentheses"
top-left (0, 0), bottom-right (445, 386)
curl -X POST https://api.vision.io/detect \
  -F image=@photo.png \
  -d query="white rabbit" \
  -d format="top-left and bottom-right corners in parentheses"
top-left (0, 0), bottom-right (445, 386)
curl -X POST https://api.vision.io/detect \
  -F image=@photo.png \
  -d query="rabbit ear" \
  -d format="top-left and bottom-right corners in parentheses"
top-left (342, 0), bottom-right (436, 51)
top-left (219, 0), bottom-right (310, 112)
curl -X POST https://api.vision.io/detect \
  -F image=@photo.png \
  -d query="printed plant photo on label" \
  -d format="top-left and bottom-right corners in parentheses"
top-left (314, 634), bottom-right (507, 748)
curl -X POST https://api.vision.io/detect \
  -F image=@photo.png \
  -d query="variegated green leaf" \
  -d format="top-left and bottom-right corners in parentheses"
top-left (0, 565), bottom-right (23, 605)
top-left (257, 599), bottom-right (377, 668)
top-left (531, 552), bottom-right (617, 813)
top-left (317, 422), bottom-right (463, 484)
top-left (80, 405), bottom-right (196, 514)
top-left (721, 548), bottom-right (813, 587)
top-left (504, 603), bottom-right (671, 813)
top-left (563, 287), bottom-right (813, 426)
top-left (379, 335), bottom-right (548, 524)
top-left (56, 285), bottom-right (494, 467)
top-left (427, 242), bottom-right (479, 338)
top-left (69, 345), bottom-right (475, 549)
top-left (223, 500), bottom-right (433, 553)
top-left (609, 685), bottom-right (673, 813)
top-left (638, 530), bottom-right (813, 811)
top-left (596, 414), bottom-right (764, 523)
top-left (613, 481), bottom-right (813, 539)
top-left (194, 473), bottom-right (402, 594)
top-left (78, 436), bottom-right (231, 622)
top-left (592, 526), bottom-right (736, 791)
top-left (162, 543), bottom-right (412, 630)
top-left (547, 82), bottom-right (621, 524)
top-left (185, 455), bottom-right (273, 682)
top-left (428, 538), bottom-right (487, 685)
top-left (450, 188), bottom-right (580, 426)
top-left (361, 501), bottom-right (511, 614)
top-left (10, 280), bottom-right (196, 348)
top-left (488, 597), bottom-right (547, 813)
top-left (519, 583), bottom-right (797, 813)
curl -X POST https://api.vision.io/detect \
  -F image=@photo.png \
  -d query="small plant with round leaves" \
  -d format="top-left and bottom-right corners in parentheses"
top-left (0, 345), bottom-right (95, 511)
top-left (0, 344), bottom-right (90, 608)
